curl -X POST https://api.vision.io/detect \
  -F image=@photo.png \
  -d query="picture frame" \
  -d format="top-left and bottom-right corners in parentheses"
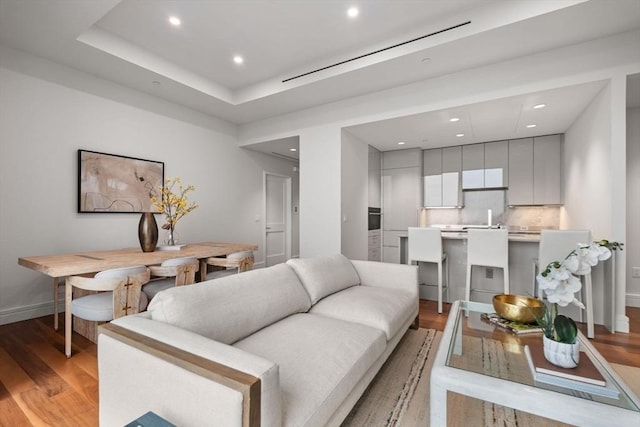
top-left (78, 149), bottom-right (164, 213)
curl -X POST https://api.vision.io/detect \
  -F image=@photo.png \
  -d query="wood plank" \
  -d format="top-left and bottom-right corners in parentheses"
top-left (0, 380), bottom-right (32, 427)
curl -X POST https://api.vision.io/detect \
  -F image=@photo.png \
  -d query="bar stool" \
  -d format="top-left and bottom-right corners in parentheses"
top-left (408, 227), bottom-right (448, 313)
top-left (534, 229), bottom-right (594, 338)
top-left (465, 229), bottom-right (509, 303)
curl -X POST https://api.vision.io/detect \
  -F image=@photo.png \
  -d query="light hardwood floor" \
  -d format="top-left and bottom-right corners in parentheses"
top-left (1, 300), bottom-right (638, 426)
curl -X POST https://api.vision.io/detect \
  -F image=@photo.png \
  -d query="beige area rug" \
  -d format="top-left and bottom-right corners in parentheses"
top-left (342, 328), bottom-right (640, 427)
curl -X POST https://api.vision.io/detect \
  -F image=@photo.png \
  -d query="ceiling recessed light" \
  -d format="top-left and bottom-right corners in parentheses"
top-left (289, 148), bottom-right (297, 152)
top-left (398, 141), bottom-right (406, 145)
top-left (168, 16), bottom-right (181, 26)
top-left (449, 117), bottom-right (460, 122)
top-left (533, 103), bottom-right (547, 109)
top-left (456, 133), bottom-right (465, 137)
top-left (233, 55), bottom-right (244, 64)
top-left (526, 124), bottom-right (537, 128)
top-left (347, 7), bottom-right (359, 18)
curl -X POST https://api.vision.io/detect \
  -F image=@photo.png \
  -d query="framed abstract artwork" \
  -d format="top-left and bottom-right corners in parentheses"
top-left (78, 149), bottom-right (164, 213)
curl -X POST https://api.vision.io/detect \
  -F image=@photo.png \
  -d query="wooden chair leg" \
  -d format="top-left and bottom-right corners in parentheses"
top-left (410, 315), bottom-right (419, 329)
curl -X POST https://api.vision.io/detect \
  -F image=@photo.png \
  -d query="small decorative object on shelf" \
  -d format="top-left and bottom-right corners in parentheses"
top-left (137, 212), bottom-right (158, 252)
top-left (536, 239), bottom-right (623, 368)
top-left (150, 177), bottom-right (199, 247)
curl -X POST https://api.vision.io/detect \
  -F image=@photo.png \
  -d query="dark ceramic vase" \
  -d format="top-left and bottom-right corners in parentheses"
top-left (138, 212), bottom-right (158, 252)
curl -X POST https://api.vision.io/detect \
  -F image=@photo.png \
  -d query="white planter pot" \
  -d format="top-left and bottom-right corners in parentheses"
top-left (543, 335), bottom-right (580, 368)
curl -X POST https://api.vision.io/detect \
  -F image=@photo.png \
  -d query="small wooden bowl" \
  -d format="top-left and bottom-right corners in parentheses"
top-left (493, 294), bottom-right (545, 324)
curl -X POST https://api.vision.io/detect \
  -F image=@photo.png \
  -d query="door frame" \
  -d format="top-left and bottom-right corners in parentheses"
top-left (263, 171), bottom-right (292, 266)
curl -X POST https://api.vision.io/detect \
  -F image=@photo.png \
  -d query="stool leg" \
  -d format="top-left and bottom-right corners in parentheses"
top-left (465, 264), bottom-right (472, 303)
top-left (445, 256), bottom-right (450, 307)
top-left (585, 273), bottom-right (594, 338)
top-left (503, 265), bottom-right (510, 294)
top-left (437, 261), bottom-right (443, 314)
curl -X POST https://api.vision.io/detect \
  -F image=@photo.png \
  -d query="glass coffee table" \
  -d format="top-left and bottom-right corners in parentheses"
top-left (430, 300), bottom-right (640, 426)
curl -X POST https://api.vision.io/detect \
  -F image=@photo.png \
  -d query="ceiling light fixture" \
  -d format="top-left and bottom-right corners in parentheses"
top-left (289, 148), bottom-right (297, 152)
top-left (398, 141), bottom-right (406, 145)
top-left (347, 7), bottom-right (359, 18)
top-left (168, 16), bottom-right (181, 26)
top-left (526, 124), bottom-right (537, 128)
top-left (533, 103), bottom-right (547, 109)
top-left (456, 133), bottom-right (465, 137)
top-left (449, 117), bottom-right (460, 122)
top-left (233, 55), bottom-right (244, 64)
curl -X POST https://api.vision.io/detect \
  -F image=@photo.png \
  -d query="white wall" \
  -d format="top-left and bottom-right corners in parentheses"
top-left (340, 130), bottom-right (368, 260)
top-left (298, 126), bottom-right (342, 257)
top-left (627, 106), bottom-right (640, 307)
top-left (0, 48), bottom-right (298, 324)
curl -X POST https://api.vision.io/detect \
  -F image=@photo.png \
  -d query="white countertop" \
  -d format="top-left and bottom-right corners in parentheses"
top-left (398, 231), bottom-right (540, 243)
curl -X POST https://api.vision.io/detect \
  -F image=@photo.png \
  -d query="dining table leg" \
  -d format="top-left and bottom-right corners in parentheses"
top-left (53, 277), bottom-right (59, 330)
top-left (65, 282), bottom-right (73, 358)
top-left (199, 259), bottom-right (207, 282)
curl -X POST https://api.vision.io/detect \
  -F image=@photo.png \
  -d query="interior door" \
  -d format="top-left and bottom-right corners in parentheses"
top-left (264, 172), bottom-right (291, 267)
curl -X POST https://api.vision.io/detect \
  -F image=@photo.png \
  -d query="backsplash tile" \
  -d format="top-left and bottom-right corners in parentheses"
top-left (420, 190), bottom-right (560, 230)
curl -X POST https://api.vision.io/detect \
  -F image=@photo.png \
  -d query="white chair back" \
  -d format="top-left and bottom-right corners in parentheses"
top-left (408, 227), bottom-right (442, 263)
top-left (95, 265), bottom-right (148, 279)
top-left (467, 229), bottom-right (509, 269)
top-left (539, 230), bottom-right (591, 269)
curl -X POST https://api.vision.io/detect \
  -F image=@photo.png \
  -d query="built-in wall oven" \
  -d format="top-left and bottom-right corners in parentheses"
top-left (368, 207), bottom-right (381, 230)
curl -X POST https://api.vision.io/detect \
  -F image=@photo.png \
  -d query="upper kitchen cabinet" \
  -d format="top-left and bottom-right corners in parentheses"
top-left (368, 145), bottom-right (381, 208)
top-left (382, 149), bottom-right (421, 231)
top-left (461, 142), bottom-right (508, 189)
top-left (484, 140), bottom-right (509, 188)
top-left (423, 146), bottom-right (462, 207)
top-left (508, 135), bottom-right (562, 205)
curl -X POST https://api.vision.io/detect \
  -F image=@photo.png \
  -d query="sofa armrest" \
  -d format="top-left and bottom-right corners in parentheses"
top-left (350, 260), bottom-right (419, 296)
top-left (98, 316), bottom-right (281, 427)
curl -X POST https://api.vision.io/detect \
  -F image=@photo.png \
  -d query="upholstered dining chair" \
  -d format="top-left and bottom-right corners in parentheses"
top-left (65, 265), bottom-right (150, 357)
top-left (205, 250), bottom-right (254, 280)
top-left (143, 257), bottom-right (199, 301)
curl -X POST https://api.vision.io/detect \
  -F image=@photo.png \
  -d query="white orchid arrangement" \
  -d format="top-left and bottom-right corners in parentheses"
top-left (535, 240), bottom-right (623, 343)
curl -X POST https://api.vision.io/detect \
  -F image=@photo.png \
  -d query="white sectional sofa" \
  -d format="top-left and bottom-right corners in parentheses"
top-left (98, 254), bottom-right (419, 427)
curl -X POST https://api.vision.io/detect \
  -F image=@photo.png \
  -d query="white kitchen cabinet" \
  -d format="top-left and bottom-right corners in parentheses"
top-left (382, 166), bottom-right (421, 230)
top-left (533, 135), bottom-right (562, 204)
top-left (382, 149), bottom-right (421, 263)
top-left (423, 146), bottom-right (461, 207)
top-left (484, 140), bottom-right (508, 188)
top-left (462, 142), bottom-right (508, 189)
top-left (368, 229), bottom-right (381, 261)
top-left (508, 138), bottom-right (534, 205)
top-left (368, 146), bottom-right (381, 207)
top-left (462, 144), bottom-right (485, 189)
top-left (508, 135), bottom-right (562, 205)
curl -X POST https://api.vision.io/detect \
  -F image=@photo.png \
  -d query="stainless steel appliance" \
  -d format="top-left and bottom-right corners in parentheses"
top-left (368, 207), bottom-right (381, 230)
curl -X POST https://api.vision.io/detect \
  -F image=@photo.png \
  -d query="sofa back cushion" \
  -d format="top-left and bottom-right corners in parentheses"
top-left (286, 254), bottom-right (360, 304)
top-left (147, 263), bottom-right (311, 344)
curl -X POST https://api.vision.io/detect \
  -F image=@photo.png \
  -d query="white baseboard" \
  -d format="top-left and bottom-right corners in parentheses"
top-left (0, 299), bottom-right (63, 325)
top-left (626, 293), bottom-right (640, 308)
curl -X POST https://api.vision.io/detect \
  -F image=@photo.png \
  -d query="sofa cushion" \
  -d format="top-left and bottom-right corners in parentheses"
top-left (286, 254), bottom-right (360, 304)
top-left (147, 263), bottom-right (311, 344)
top-left (234, 313), bottom-right (386, 427)
top-left (309, 285), bottom-right (417, 341)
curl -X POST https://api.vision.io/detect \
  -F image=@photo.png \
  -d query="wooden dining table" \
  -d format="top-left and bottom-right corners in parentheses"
top-left (18, 242), bottom-right (258, 356)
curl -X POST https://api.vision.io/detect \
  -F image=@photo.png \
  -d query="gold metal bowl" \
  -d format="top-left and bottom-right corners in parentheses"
top-left (492, 294), bottom-right (545, 324)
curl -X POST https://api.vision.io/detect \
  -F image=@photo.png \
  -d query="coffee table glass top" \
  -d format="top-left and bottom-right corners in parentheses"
top-left (445, 301), bottom-right (640, 412)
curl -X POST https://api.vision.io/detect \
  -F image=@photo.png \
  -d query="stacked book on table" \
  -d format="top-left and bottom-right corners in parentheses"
top-left (524, 340), bottom-right (619, 399)
top-left (480, 312), bottom-right (543, 335)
